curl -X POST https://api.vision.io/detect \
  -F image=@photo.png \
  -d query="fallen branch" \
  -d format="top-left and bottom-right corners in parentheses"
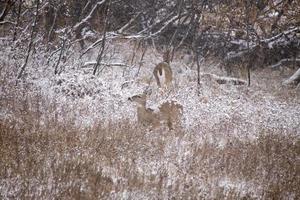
top-left (270, 58), bottom-right (300, 69)
top-left (202, 73), bottom-right (247, 85)
top-left (283, 68), bottom-right (300, 86)
top-left (82, 61), bottom-right (129, 68)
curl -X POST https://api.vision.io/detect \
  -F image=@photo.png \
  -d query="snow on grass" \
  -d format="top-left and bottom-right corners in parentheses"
top-left (218, 177), bottom-right (263, 199)
top-left (1, 40), bottom-right (300, 134)
top-left (0, 40), bottom-right (299, 199)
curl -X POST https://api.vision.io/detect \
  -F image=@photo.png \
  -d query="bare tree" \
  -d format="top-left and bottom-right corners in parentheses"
top-left (0, 0), bottom-right (296, 88)
top-left (12, 0), bottom-right (22, 41)
top-left (0, 0), bottom-right (15, 24)
top-left (17, 0), bottom-right (39, 80)
top-left (93, 0), bottom-right (111, 75)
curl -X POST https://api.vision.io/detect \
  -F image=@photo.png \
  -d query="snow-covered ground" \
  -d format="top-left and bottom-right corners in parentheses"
top-left (0, 40), bottom-right (299, 199)
top-left (1, 41), bottom-right (299, 136)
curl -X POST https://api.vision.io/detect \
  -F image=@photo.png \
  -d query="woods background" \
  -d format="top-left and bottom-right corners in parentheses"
top-left (0, 1), bottom-right (300, 199)
top-left (1, 0), bottom-right (299, 84)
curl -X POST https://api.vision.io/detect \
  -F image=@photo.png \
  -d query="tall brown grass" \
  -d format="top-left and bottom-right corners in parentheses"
top-left (0, 92), bottom-right (299, 199)
top-left (0, 49), bottom-right (299, 199)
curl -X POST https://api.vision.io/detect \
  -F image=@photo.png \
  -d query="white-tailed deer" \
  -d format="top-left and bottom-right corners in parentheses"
top-left (159, 100), bottom-right (183, 130)
top-left (153, 50), bottom-right (173, 89)
top-left (128, 93), bottom-right (161, 129)
top-left (128, 93), bottom-right (183, 130)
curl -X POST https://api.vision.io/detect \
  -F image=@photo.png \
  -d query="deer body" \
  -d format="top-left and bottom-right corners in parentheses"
top-left (128, 94), bottom-right (160, 129)
top-left (159, 101), bottom-right (183, 130)
top-left (153, 62), bottom-right (173, 88)
top-left (153, 50), bottom-right (173, 89)
top-left (128, 94), bottom-right (183, 130)
top-left (136, 103), bottom-right (161, 128)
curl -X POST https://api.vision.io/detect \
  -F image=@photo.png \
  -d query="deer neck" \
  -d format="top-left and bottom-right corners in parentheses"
top-left (136, 102), bottom-right (146, 111)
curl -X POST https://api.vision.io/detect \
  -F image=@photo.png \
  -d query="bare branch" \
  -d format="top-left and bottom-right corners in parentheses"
top-left (148, 13), bottom-right (187, 37)
top-left (117, 12), bottom-right (142, 34)
top-left (73, 0), bottom-right (106, 31)
top-left (17, 0), bottom-right (39, 80)
top-left (54, 31), bottom-right (68, 75)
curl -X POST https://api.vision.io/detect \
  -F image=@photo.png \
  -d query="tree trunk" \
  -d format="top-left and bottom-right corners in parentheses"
top-left (13, 0), bottom-right (22, 41)
top-left (0, 0), bottom-right (15, 23)
top-left (17, 0), bottom-right (39, 79)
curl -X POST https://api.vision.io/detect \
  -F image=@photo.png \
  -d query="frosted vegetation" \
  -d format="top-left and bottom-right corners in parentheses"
top-left (0, 0), bottom-right (299, 198)
top-left (0, 39), bottom-right (299, 199)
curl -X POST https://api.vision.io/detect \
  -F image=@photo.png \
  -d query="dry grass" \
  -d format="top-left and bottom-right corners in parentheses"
top-left (0, 93), bottom-right (299, 200)
top-left (0, 41), bottom-right (299, 199)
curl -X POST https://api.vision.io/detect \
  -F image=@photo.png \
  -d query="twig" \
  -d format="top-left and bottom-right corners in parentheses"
top-left (131, 39), bottom-right (144, 66)
top-left (73, 0), bottom-right (106, 31)
top-left (48, 1), bottom-right (62, 43)
top-left (147, 13), bottom-right (187, 38)
top-left (168, 0), bottom-right (184, 60)
top-left (136, 44), bottom-right (147, 77)
top-left (245, 0), bottom-right (251, 87)
top-left (54, 31), bottom-right (67, 74)
top-left (117, 12), bottom-right (142, 34)
top-left (13, 0), bottom-right (23, 41)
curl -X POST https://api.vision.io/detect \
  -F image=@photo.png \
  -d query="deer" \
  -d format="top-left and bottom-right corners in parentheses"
top-left (128, 92), bottom-right (183, 130)
top-left (153, 50), bottom-right (173, 90)
top-left (159, 100), bottom-right (183, 130)
top-left (128, 93), bottom-right (161, 129)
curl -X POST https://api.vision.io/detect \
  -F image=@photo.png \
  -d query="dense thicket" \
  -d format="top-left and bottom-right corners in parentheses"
top-left (1, 0), bottom-right (299, 84)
